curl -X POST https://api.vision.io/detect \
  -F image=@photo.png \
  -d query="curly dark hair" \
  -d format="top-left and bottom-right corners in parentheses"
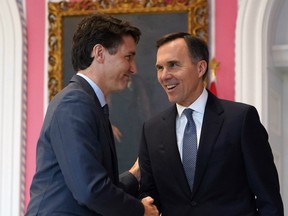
top-left (71, 13), bottom-right (141, 71)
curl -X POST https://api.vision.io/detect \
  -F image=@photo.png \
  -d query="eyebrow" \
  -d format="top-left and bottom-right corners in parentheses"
top-left (167, 60), bottom-right (179, 64)
top-left (128, 51), bottom-right (136, 56)
top-left (155, 62), bottom-right (163, 68)
top-left (157, 59), bottom-right (179, 66)
top-left (155, 65), bottom-right (161, 70)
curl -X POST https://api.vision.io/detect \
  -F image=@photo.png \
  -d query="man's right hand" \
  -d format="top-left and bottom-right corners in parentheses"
top-left (141, 196), bottom-right (159, 216)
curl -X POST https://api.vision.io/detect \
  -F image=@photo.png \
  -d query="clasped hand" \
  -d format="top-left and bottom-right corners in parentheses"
top-left (142, 196), bottom-right (159, 216)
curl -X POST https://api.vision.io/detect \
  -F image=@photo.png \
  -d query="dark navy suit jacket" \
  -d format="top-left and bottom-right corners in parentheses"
top-left (26, 75), bottom-right (143, 216)
top-left (139, 90), bottom-right (284, 216)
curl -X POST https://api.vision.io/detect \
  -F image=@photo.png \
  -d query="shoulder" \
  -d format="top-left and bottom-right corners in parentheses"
top-left (206, 91), bottom-right (260, 120)
top-left (207, 90), bottom-right (254, 111)
top-left (220, 99), bottom-right (253, 111)
top-left (46, 84), bottom-right (102, 125)
top-left (145, 105), bottom-right (177, 124)
top-left (216, 98), bottom-right (261, 123)
top-left (51, 80), bottom-right (97, 108)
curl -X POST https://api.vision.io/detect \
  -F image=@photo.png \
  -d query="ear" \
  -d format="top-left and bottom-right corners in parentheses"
top-left (197, 60), bottom-right (208, 78)
top-left (91, 44), bottom-right (105, 63)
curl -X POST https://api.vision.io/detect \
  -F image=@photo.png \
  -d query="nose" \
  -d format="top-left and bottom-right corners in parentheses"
top-left (159, 68), bottom-right (171, 81)
top-left (129, 60), bottom-right (137, 74)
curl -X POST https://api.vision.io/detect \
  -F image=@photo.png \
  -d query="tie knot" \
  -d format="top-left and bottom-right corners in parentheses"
top-left (103, 104), bottom-right (109, 116)
top-left (183, 108), bottom-right (193, 121)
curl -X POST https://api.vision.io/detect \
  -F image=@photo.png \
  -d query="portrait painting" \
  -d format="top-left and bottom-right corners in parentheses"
top-left (48, 0), bottom-right (208, 172)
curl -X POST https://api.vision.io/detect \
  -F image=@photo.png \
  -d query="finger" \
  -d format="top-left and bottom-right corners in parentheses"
top-left (142, 196), bottom-right (154, 204)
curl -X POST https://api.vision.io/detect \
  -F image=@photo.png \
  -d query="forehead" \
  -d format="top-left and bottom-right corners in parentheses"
top-left (156, 38), bottom-right (189, 62)
top-left (121, 35), bottom-right (136, 47)
top-left (117, 35), bottom-right (137, 53)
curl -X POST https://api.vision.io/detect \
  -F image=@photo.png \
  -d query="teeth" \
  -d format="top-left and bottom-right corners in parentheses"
top-left (166, 84), bottom-right (176, 90)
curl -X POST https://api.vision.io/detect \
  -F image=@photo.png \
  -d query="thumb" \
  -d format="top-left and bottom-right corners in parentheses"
top-left (142, 196), bottom-right (154, 204)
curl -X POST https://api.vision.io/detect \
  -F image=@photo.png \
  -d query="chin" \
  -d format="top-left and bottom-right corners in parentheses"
top-left (118, 85), bottom-right (128, 91)
top-left (167, 96), bottom-right (177, 104)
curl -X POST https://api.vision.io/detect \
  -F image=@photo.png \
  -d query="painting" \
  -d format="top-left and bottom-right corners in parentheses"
top-left (48, 0), bottom-right (208, 172)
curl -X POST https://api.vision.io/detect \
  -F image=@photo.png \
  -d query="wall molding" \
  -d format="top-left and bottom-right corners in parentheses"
top-left (236, 0), bottom-right (287, 210)
top-left (272, 44), bottom-right (288, 213)
top-left (0, 0), bottom-right (26, 216)
top-left (272, 44), bottom-right (288, 69)
top-left (235, 0), bottom-right (283, 126)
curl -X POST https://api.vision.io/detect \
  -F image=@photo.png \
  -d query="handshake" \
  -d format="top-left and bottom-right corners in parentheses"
top-left (142, 196), bottom-right (160, 216)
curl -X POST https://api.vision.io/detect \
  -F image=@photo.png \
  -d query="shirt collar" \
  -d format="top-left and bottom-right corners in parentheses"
top-left (176, 88), bottom-right (208, 117)
top-left (76, 73), bottom-right (106, 107)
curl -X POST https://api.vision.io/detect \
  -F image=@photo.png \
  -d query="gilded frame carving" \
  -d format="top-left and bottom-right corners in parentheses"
top-left (48, 0), bottom-right (208, 172)
top-left (48, 0), bottom-right (208, 100)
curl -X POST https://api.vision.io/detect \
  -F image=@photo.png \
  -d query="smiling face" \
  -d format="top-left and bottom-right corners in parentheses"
top-left (156, 38), bottom-right (206, 106)
top-left (99, 35), bottom-right (137, 95)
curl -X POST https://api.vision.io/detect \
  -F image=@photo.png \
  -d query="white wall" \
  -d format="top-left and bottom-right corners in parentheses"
top-left (272, 0), bottom-right (288, 212)
top-left (0, 0), bottom-right (26, 216)
top-left (275, 0), bottom-right (288, 45)
top-left (235, 0), bottom-right (287, 212)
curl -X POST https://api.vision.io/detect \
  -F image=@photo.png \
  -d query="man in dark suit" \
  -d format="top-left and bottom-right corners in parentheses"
top-left (139, 32), bottom-right (284, 216)
top-left (25, 14), bottom-right (159, 216)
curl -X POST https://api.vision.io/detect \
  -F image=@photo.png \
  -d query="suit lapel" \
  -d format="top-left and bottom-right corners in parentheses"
top-left (191, 91), bottom-right (224, 197)
top-left (69, 75), bottom-right (119, 181)
top-left (70, 75), bottom-right (100, 105)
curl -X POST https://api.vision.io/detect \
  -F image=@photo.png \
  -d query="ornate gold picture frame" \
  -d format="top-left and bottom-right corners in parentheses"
top-left (48, 0), bottom-right (208, 100)
top-left (48, 0), bottom-right (208, 171)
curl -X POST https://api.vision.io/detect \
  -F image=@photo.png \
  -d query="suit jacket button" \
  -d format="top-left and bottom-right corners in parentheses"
top-left (191, 201), bottom-right (197, 206)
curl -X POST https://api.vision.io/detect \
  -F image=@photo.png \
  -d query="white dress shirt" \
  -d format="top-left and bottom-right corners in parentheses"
top-left (77, 73), bottom-right (106, 108)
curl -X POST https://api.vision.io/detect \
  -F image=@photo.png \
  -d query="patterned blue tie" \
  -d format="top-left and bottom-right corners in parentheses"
top-left (182, 108), bottom-right (197, 191)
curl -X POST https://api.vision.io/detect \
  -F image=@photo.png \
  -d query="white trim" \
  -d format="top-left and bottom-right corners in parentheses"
top-left (236, 0), bottom-right (285, 124)
top-left (0, 0), bottom-right (24, 216)
top-left (235, 0), bottom-right (282, 125)
top-left (236, 0), bottom-right (269, 125)
top-left (208, 0), bottom-right (216, 58)
top-left (235, 0), bottom-right (286, 211)
top-left (272, 44), bottom-right (288, 68)
top-left (44, 0), bottom-right (50, 111)
top-left (282, 73), bottom-right (288, 213)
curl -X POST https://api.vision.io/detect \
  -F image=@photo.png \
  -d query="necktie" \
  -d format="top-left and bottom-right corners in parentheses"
top-left (103, 104), bottom-right (109, 117)
top-left (102, 105), bottom-right (118, 180)
top-left (182, 108), bottom-right (197, 191)
top-left (103, 104), bottom-right (113, 135)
